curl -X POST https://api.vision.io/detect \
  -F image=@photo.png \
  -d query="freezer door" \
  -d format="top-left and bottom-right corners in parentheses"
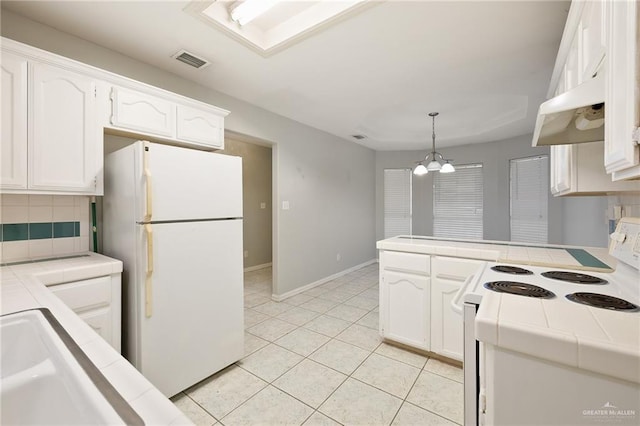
top-left (134, 219), bottom-right (244, 397)
top-left (139, 141), bottom-right (242, 221)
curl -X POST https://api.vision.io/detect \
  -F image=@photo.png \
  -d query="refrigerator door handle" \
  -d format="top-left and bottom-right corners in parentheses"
top-left (143, 141), bottom-right (153, 222)
top-left (144, 223), bottom-right (154, 318)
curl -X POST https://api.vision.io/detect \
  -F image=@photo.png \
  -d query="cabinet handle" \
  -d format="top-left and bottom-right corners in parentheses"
top-left (143, 141), bottom-right (152, 222)
top-left (144, 223), bottom-right (153, 318)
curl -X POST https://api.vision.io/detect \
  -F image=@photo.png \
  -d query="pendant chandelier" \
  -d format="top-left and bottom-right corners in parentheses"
top-left (414, 112), bottom-right (455, 175)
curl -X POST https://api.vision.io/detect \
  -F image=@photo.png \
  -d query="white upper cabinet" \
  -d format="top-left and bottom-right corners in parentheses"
top-left (579, 0), bottom-right (605, 81)
top-left (176, 104), bottom-right (224, 149)
top-left (107, 86), bottom-right (228, 150)
top-left (30, 63), bottom-right (100, 192)
top-left (1, 45), bottom-right (102, 195)
top-left (1, 51), bottom-right (28, 190)
top-left (604, 0), bottom-right (639, 179)
top-left (110, 86), bottom-right (175, 138)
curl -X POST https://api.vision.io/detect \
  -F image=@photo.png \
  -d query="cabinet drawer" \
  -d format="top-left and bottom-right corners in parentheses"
top-left (433, 256), bottom-right (483, 281)
top-left (110, 86), bottom-right (175, 137)
top-left (49, 276), bottom-right (111, 312)
top-left (382, 251), bottom-right (430, 275)
top-left (176, 104), bottom-right (224, 149)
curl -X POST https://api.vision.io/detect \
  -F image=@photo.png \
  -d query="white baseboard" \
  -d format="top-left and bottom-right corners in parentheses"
top-left (244, 262), bottom-right (272, 273)
top-left (271, 259), bottom-right (377, 302)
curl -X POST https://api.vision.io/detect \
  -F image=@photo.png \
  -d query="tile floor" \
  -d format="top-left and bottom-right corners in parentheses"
top-left (171, 264), bottom-right (463, 426)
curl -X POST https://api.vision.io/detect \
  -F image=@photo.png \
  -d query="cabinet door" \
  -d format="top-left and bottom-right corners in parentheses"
top-left (176, 104), bottom-right (224, 149)
top-left (1, 52), bottom-right (28, 189)
top-left (30, 63), bottom-right (99, 192)
top-left (430, 277), bottom-right (463, 361)
top-left (110, 86), bottom-right (175, 138)
top-left (381, 270), bottom-right (430, 350)
top-left (78, 307), bottom-right (113, 346)
top-left (579, 0), bottom-right (605, 80)
top-left (604, 0), bottom-right (639, 177)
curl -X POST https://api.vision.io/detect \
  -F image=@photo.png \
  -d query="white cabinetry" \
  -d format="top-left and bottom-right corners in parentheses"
top-left (1, 47), bottom-right (102, 195)
top-left (48, 274), bottom-right (122, 352)
top-left (1, 52), bottom-right (28, 189)
top-left (380, 251), bottom-right (430, 350)
top-left (430, 256), bottom-right (483, 361)
top-left (108, 86), bottom-right (227, 150)
top-left (551, 142), bottom-right (640, 196)
top-left (604, 0), bottom-right (639, 179)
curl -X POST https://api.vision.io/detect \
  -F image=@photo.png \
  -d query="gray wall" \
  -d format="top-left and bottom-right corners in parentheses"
top-left (562, 197), bottom-right (608, 247)
top-left (219, 137), bottom-right (273, 269)
top-left (1, 10), bottom-right (377, 296)
top-left (376, 134), bottom-right (565, 244)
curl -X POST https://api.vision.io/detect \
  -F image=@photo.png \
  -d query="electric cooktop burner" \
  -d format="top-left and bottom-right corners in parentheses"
top-left (484, 281), bottom-right (556, 298)
top-left (541, 271), bottom-right (607, 285)
top-left (565, 293), bottom-right (639, 311)
top-left (490, 265), bottom-right (533, 275)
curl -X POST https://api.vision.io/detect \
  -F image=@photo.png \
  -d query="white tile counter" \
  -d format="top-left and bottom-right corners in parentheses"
top-left (0, 253), bottom-right (192, 425)
top-left (377, 235), bottom-right (616, 272)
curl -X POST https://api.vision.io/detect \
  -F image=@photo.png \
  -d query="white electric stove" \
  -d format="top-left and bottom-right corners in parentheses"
top-left (456, 217), bottom-right (640, 426)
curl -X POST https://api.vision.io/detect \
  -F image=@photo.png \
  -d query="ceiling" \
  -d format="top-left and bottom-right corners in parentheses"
top-left (1, 1), bottom-right (570, 151)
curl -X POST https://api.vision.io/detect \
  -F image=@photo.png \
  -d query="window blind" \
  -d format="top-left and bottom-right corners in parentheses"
top-left (433, 164), bottom-right (483, 239)
top-left (510, 155), bottom-right (549, 244)
top-left (384, 169), bottom-right (412, 238)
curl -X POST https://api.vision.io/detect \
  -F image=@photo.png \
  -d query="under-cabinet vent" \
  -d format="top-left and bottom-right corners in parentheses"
top-left (172, 50), bottom-right (210, 69)
top-left (352, 134), bottom-right (367, 140)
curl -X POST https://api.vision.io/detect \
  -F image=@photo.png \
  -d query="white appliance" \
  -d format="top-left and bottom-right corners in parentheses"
top-left (455, 218), bottom-right (640, 425)
top-left (102, 141), bottom-right (244, 397)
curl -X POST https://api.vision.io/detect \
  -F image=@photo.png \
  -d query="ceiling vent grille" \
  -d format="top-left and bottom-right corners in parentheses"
top-left (172, 50), bottom-right (210, 69)
top-left (352, 134), bottom-right (367, 140)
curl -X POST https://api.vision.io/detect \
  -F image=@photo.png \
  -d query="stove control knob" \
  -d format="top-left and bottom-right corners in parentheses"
top-left (610, 231), bottom-right (626, 243)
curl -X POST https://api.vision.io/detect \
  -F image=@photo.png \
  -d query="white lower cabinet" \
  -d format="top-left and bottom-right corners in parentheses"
top-left (48, 274), bottom-right (122, 352)
top-left (430, 256), bottom-right (484, 361)
top-left (380, 251), bottom-right (431, 351)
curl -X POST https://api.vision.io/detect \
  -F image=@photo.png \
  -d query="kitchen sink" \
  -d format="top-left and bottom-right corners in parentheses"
top-left (0, 309), bottom-right (142, 425)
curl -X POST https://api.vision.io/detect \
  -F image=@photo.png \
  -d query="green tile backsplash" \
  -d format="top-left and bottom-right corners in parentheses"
top-left (1, 222), bottom-right (80, 242)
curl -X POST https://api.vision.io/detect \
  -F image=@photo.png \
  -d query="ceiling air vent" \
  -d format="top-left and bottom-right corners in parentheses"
top-left (172, 50), bottom-right (210, 69)
top-left (352, 134), bottom-right (366, 140)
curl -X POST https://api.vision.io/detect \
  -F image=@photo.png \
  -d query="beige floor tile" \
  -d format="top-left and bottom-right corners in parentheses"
top-left (391, 402), bottom-right (457, 426)
top-left (303, 411), bottom-right (341, 426)
top-left (283, 293), bottom-right (315, 306)
top-left (244, 293), bottom-right (271, 308)
top-left (276, 306), bottom-right (320, 326)
top-left (335, 323), bottom-right (382, 351)
top-left (320, 280), bottom-right (345, 290)
top-left (424, 359), bottom-right (463, 383)
top-left (303, 287), bottom-right (330, 297)
top-left (303, 315), bottom-right (352, 337)
top-left (275, 327), bottom-right (331, 356)
top-left (171, 393), bottom-right (217, 426)
top-left (343, 295), bottom-right (378, 310)
top-left (252, 300), bottom-right (295, 316)
top-left (246, 317), bottom-right (298, 341)
top-left (317, 289), bottom-right (356, 303)
top-left (374, 343), bottom-right (428, 369)
top-left (309, 339), bottom-right (370, 375)
top-left (325, 304), bottom-right (368, 322)
top-left (185, 365), bottom-right (267, 420)
top-left (406, 371), bottom-right (463, 424)
top-left (273, 359), bottom-right (347, 408)
top-left (299, 298), bottom-right (340, 313)
top-left (319, 378), bottom-right (402, 425)
top-left (356, 311), bottom-right (379, 330)
top-left (244, 308), bottom-right (270, 328)
top-left (222, 385), bottom-right (314, 426)
top-left (243, 332), bottom-right (269, 357)
top-left (239, 343), bottom-right (303, 382)
top-left (352, 353), bottom-right (420, 398)
top-left (359, 288), bottom-right (379, 300)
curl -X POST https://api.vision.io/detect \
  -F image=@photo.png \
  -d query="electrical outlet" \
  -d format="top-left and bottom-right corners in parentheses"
top-left (260, 202), bottom-right (266, 209)
top-left (336, 253), bottom-right (341, 262)
top-left (244, 250), bottom-right (249, 258)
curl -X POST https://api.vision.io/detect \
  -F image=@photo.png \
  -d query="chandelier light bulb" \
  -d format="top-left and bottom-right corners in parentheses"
top-left (414, 163), bottom-right (428, 175)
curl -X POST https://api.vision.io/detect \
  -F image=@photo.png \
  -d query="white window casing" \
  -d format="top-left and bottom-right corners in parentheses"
top-left (384, 169), bottom-right (412, 238)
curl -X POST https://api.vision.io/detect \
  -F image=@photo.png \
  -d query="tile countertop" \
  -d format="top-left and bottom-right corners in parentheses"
top-left (0, 253), bottom-right (192, 426)
top-left (376, 235), bottom-right (616, 272)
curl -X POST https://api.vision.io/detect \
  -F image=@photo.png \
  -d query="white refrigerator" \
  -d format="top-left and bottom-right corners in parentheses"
top-left (102, 141), bottom-right (244, 397)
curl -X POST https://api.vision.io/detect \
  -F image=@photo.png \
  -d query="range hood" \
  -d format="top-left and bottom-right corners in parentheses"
top-left (532, 70), bottom-right (605, 146)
